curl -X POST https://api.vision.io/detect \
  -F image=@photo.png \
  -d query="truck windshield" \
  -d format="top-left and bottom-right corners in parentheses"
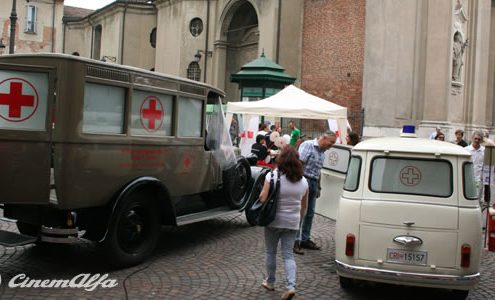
top-left (206, 96), bottom-right (236, 170)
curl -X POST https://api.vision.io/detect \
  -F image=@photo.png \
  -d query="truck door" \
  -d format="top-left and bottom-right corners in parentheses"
top-left (0, 66), bottom-right (53, 205)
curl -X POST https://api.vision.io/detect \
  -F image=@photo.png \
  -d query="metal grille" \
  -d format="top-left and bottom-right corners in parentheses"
top-left (187, 62), bottom-right (201, 82)
top-left (86, 66), bottom-right (129, 82)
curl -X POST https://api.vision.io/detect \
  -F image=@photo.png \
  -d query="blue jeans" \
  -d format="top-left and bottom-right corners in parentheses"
top-left (299, 177), bottom-right (318, 242)
top-left (264, 227), bottom-right (298, 290)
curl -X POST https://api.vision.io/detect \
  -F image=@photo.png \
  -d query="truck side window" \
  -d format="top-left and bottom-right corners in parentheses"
top-left (82, 83), bottom-right (125, 134)
top-left (0, 70), bottom-right (48, 131)
top-left (177, 97), bottom-right (202, 137)
top-left (130, 90), bottom-right (173, 136)
top-left (344, 156), bottom-right (361, 191)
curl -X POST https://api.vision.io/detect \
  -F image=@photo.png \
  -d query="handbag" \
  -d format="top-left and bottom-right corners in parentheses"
top-left (248, 171), bottom-right (281, 226)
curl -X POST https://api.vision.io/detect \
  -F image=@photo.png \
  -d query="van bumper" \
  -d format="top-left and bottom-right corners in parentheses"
top-left (335, 260), bottom-right (479, 289)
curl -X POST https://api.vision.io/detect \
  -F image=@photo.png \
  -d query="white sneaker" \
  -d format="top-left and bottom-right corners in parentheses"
top-left (262, 279), bottom-right (275, 291)
top-left (281, 289), bottom-right (296, 299)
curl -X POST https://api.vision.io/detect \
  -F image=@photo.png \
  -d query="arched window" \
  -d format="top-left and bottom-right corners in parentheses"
top-left (150, 27), bottom-right (157, 48)
top-left (187, 62), bottom-right (201, 81)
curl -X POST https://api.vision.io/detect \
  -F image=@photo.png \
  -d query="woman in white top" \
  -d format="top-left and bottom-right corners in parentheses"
top-left (259, 146), bottom-right (308, 300)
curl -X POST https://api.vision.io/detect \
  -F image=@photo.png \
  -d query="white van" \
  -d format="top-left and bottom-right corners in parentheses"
top-left (335, 133), bottom-right (482, 299)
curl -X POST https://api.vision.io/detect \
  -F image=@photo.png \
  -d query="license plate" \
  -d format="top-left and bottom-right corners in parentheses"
top-left (386, 248), bottom-right (428, 265)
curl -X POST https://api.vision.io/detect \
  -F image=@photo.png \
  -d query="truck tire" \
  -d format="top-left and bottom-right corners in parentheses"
top-left (223, 157), bottom-right (251, 209)
top-left (102, 191), bottom-right (160, 268)
top-left (16, 222), bottom-right (40, 237)
top-left (245, 173), bottom-right (267, 226)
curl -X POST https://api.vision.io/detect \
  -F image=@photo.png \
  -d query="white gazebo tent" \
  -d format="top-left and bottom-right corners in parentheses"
top-left (226, 85), bottom-right (348, 151)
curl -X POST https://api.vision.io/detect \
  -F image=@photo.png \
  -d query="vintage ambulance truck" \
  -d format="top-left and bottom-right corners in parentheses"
top-left (335, 130), bottom-right (482, 299)
top-left (0, 54), bottom-right (263, 267)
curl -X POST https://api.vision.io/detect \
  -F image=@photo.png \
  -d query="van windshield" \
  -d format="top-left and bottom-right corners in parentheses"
top-left (370, 157), bottom-right (452, 197)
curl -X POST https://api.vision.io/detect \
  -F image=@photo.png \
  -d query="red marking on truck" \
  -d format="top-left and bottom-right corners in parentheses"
top-left (140, 96), bottom-right (164, 132)
top-left (0, 78), bottom-right (38, 122)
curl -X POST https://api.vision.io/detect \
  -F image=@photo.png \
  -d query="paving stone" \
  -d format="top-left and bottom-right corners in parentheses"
top-left (0, 213), bottom-right (493, 299)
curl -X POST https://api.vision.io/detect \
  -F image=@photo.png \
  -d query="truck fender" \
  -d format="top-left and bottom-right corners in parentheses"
top-left (99, 176), bottom-right (175, 243)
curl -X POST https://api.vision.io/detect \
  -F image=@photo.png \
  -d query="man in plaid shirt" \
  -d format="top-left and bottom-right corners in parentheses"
top-left (294, 131), bottom-right (337, 254)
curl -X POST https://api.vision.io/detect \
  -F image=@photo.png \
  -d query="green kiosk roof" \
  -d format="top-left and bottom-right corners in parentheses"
top-left (231, 52), bottom-right (296, 84)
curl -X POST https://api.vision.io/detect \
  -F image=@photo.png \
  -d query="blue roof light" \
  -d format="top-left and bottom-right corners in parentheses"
top-left (402, 125), bottom-right (415, 134)
top-left (400, 125), bottom-right (417, 138)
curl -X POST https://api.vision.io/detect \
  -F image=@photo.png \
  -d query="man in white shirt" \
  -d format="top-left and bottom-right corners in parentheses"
top-left (465, 131), bottom-right (485, 201)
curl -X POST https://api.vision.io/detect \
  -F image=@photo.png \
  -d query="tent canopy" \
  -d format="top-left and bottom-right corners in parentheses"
top-left (226, 84), bottom-right (347, 121)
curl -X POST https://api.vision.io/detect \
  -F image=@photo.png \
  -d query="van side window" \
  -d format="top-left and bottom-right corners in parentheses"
top-left (344, 156), bottom-right (361, 191)
top-left (177, 97), bottom-right (202, 137)
top-left (82, 83), bottom-right (125, 134)
top-left (463, 162), bottom-right (478, 200)
top-left (370, 157), bottom-right (452, 197)
top-left (131, 90), bottom-right (173, 136)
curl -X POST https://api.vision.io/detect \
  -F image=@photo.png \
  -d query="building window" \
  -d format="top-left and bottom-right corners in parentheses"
top-left (189, 18), bottom-right (203, 37)
top-left (150, 27), bottom-right (157, 48)
top-left (187, 62), bottom-right (201, 81)
top-left (25, 5), bottom-right (37, 33)
top-left (93, 25), bottom-right (102, 60)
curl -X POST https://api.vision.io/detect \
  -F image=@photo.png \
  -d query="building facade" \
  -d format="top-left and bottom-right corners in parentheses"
top-left (362, 0), bottom-right (495, 139)
top-left (6, 0), bottom-right (491, 138)
top-left (0, 0), bottom-right (65, 54)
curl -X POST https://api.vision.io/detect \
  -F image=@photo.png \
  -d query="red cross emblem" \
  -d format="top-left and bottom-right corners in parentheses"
top-left (328, 151), bottom-right (339, 166)
top-left (140, 96), bottom-right (164, 132)
top-left (0, 78), bottom-right (39, 122)
top-left (399, 166), bottom-right (422, 186)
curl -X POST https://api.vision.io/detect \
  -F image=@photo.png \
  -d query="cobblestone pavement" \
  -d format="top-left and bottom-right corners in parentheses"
top-left (0, 214), bottom-right (494, 300)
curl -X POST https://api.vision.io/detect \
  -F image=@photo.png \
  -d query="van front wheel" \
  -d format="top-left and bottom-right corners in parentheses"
top-left (102, 192), bottom-right (160, 268)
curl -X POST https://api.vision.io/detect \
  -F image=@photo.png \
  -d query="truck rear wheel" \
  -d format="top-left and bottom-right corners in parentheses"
top-left (223, 157), bottom-right (251, 209)
top-left (102, 191), bottom-right (160, 267)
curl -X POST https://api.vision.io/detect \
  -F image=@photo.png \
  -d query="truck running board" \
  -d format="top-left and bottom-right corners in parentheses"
top-left (0, 230), bottom-right (38, 247)
top-left (176, 206), bottom-right (240, 226)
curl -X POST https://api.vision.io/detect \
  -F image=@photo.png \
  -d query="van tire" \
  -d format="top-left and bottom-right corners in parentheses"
top-left (339, 276), bottom-right (354, 290)
top-left (223, 157), bottom-right (251, 209)
top-left (451, 290), bottom-right (469, 300)
top-left (102, 191), bottom-right (160, 268)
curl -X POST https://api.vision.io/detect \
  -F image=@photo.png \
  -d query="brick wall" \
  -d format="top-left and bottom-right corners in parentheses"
top-left (301, 0), bottom-right (365, 136)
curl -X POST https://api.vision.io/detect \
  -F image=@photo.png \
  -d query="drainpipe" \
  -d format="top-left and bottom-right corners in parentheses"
top-left (62, 18), bottom-right (66, 53)
top-left (203, 0), bottom-right (210, 83)
top-left (276, 0), bottom-right (281, 63)
top-left (120, 2), bottom-right (128, 65)
top-left (51, 0), bottom-right (56, 52)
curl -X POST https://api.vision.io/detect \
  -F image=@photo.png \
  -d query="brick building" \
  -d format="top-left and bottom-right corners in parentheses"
top-left (301, 0), bottom-right (365, 135)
